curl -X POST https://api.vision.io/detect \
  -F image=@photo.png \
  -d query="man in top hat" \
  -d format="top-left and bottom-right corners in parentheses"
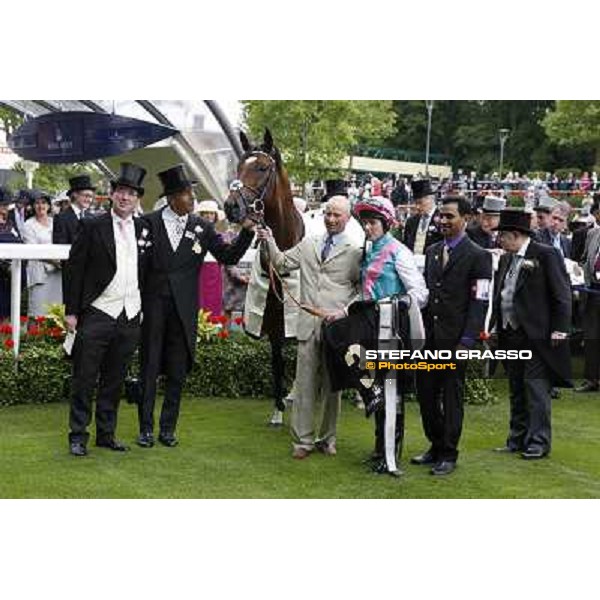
top-left (575, 198), bottom-right (600, 393)
top-left (491, 208), bottom-right (572, 459)
top-left (53, 174), bottom-right (96, 245)
top-left (136, 164), bottom-right (256, 448)
top-left (321, 179), bottom-right (347, 203)
top-left (532, 193), bottom-right (558, 237)
top-left (411, 195), bottom-right (492, 475)
top-left (403, 179), bottom-right (443, 255)
top-left (466, 195), bottom-right (506, 249)
top-left (64, 162), bottom-right (149, 456)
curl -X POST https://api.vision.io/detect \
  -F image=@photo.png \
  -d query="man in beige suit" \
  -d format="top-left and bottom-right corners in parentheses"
top-left (257, 196), bottom-right (363, 458)
top-left (576, 199), bottom-right (600, 392)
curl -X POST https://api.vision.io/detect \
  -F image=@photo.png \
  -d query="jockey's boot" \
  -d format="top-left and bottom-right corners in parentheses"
top-left (268, 409), bottom-right (284, 427)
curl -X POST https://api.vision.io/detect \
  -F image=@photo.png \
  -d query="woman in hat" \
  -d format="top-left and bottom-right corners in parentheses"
top-left (195, 200), bottom-right (225, 317)
top-left (22, 190), bottom-right (63, 316)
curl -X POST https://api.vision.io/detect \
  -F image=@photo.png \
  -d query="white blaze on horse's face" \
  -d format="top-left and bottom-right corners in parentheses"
top-left (244, 156), bottom-right (258, 165)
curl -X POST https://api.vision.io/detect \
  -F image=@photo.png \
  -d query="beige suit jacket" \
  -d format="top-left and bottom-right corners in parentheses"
top-left (267, 232), bottom-right (362, 341)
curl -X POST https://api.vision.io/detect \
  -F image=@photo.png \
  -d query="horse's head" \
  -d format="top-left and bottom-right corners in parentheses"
top-left (225, 128), bottom-right (281, 224)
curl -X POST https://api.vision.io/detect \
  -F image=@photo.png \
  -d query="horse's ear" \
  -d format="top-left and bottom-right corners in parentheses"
top-left (240, 130), bottom-right (251, 152)
top-left (263, 128), bottom-right (274, 153)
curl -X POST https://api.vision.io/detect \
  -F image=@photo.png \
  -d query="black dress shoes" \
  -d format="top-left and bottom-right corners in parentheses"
top-left (136, 432), bottom-right (155, 448)
top-left (431, 460), bottom-right (457, 476)
top-left (70, 442), bottom-right (87, 457)
top-left (574, 381), bottom-right (599, 393)
top-left (410, 450), bottom-right (436, 466)
top-left (521, 446), bottom-right (549, 460)
top-left (158, 433), bottom-right (178, 447)
top-left (96, 439), bottom-right (130, 452)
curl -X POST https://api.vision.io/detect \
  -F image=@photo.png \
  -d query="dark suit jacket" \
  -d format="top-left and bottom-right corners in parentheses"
top-left (422, 236), bottom-right (492, 349)
top-left (64, 212), bottom-right (148, 317)
top-left (52, 206), bottom-right (82, 245)
top-left (571, 225), bottom-right (593, 263)
top-left (466, 223), bottom-right (496, 249)
top-left (536, 227), bottom-right (572, 259)
top-left (141, 209), bottom-right (254, 364)
top-left (492, 240), bottom-right (572, 386)
top-left (403, 210), bottom-right (443, 253)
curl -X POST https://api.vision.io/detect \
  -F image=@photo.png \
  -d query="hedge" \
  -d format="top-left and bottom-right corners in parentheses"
top-left (0, 329), bottom-right (495, 407)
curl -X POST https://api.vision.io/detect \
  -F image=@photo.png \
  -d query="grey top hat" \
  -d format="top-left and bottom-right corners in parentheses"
top-left (481, 196), bottom-right (506, 214)
top-left (535, 193), bottom-right (558, 213)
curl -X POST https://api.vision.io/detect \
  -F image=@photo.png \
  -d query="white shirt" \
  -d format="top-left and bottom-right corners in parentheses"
top-left (92, 212), bottom-right (140, 320)
top-left (162, 205), bottom-right (189, 251)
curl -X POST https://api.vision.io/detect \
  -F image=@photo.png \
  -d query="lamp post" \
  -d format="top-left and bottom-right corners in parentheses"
top-left (498, 128), bottom-right (510, 181)
top-left (425, 101), bottom-right (434, 176)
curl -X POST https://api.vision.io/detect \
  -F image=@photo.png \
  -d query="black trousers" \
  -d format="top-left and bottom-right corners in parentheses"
top-left (138, 295), bottom-right (189, 435)
top-left (69, 307), bottom-right (140, 444)
top-left (502, 327), bottom-right (552, 452)
top-left (416, 358), bottom-right (467, 462)
top-left (583, 294), bottom-right (600, 383)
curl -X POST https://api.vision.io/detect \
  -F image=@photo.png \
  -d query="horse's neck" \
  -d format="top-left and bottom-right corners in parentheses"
top-left (265, 177), bottom-right (303, 252)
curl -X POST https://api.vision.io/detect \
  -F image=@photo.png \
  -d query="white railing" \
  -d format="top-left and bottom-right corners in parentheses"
top-left (0, 244), bottom-right (257, 359)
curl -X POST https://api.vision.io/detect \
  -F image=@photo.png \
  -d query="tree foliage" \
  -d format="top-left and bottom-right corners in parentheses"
top-left (243, 100), bottom-right (396, 184)
top-left (543, 101), bottom-right (600, 166)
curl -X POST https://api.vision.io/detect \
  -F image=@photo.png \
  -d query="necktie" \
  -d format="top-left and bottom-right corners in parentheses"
top-left (420, 215), bottom-right (429, 233)
top-left (442, 244), bottom-right (450, 268)
top-left (321, 235), bottom-right (334, 262)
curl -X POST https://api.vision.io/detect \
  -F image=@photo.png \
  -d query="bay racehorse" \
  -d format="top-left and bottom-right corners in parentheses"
top-left (224, 129), bottom-right (305, 425)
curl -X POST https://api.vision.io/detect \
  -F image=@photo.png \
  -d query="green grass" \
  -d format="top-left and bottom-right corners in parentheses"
top-left (1, 384), bottom-right (599, 498)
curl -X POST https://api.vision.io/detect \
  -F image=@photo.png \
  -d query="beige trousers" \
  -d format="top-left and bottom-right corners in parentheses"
top-left (291, 331), bottom-right (341, 451)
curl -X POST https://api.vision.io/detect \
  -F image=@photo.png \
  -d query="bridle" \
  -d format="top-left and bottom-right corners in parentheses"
top-left (228, 151), bottom-right (277, 225)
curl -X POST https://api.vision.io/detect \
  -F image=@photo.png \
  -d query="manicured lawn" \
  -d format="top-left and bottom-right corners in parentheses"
top-left (1, 384), bottom-right (599, 498)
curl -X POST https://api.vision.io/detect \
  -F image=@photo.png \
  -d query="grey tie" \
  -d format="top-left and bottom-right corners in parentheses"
top-left (321, 235), bottom-right (334, 262)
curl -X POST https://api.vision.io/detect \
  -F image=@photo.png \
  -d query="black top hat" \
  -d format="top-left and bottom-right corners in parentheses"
top-left (0, 186), bottom-right (13, 206)
top-left (493, 208), bottom-right (532, 235)
top-left (158, 164), bottom-right (198, 197)
top-left (16, 189), bottom-right (33, 204)
top-left (411, 179), bottom-right (434, 200)
top-left (68, 175), bottom-right (96, 196)
top-left (322, 179), bottom-right (347, 202)
top-left (110, 162), bottom-right (147, 196)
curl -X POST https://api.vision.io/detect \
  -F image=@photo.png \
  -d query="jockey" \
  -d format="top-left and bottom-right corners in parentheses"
top-left (323, 196), bottom-right (428, 476)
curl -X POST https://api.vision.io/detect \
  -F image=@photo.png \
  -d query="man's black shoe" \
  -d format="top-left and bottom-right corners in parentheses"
top-left (550, 387), bottom-right (560, 400)
top-left (410, 450), bottom-right (436, 466)
top-left (137, 432), bottom-right (155, 448)
top-left (574, 381), bottom-right (599, 393)
top-left (70, 442), bottom-right (87, 457)
top-left (521, 447), bottom-right (549, 460)
top-left (431, 460), bottom-right (456, 476)
top-left (158, 434), bottom-right (179, 447)
top-left (96, 439), bottom-right (130, 452)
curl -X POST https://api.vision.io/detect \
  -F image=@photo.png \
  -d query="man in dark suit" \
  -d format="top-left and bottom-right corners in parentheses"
top-left (64, 163), bottom-right (148, 456)
top-left (575, 200), bottom-right (600, 393)
top-left (53, 174), bottom-right (97, 301)
top-left (8, 189), bottom-right (33, 236)
top-left (466, 195), bottom-right (505, 249)
top-left (492, 209), bottom-right (572, 459)
top-left (402, 179), bottom-right (443, 255)
top-left (536, 203), bottom-right (572, 258)
top-left (136, 164), bottom-right (256, 448)
top-left (52, 174), bottom-right (96, 244)
top-left (412, 195), bottom-right (492, 475)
